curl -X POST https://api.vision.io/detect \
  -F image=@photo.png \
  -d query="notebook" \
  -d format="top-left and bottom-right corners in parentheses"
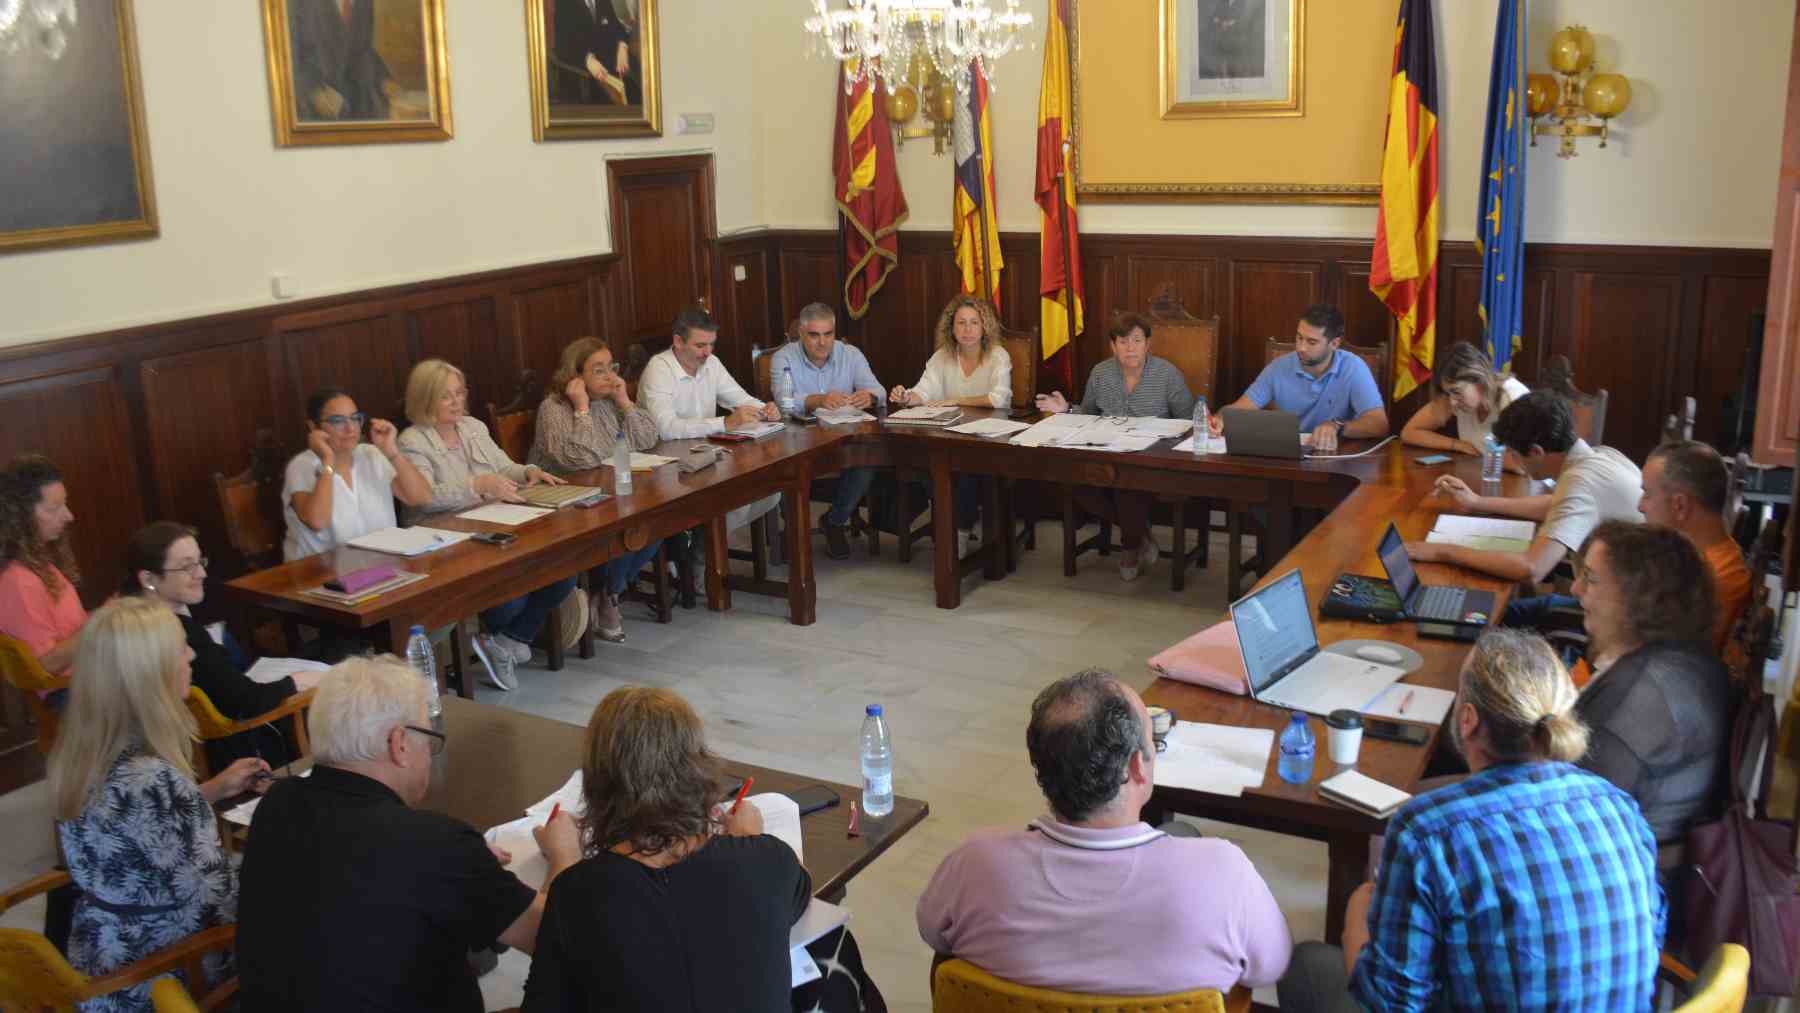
top-left (1425, 514), bottom-right (1534, 553)
top-left (520, 484), bottom-right (609, 508)
top-left (345, 526), bottom-right (470, 557)
top-left (721, 420), bottom-right (786, 439)
top-left (1318, 769), bottom-right (1412, 818)
top-left (885, 405), bottom-right (963, 426)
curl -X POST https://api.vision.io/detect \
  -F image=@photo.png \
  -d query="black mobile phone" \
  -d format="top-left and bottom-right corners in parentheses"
top-left (472, 531), bottom-right (516, 547)
top-left (785, 784), bottom-right (841, 816)
top-left (1363, 718), bottom-right (1432, 746)
top-left (323, 578), bottom-right (347, 592)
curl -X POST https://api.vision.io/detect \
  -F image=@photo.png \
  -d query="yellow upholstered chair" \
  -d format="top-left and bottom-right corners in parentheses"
top-left (0, 634), bottom-right (70, 757)
top-left (1661, 945), bottom-right (1750, 1013)
top-left (185, 686), bottom-right (316, 780)
top-left (0, 870), bottom-right (236, 1011)
top-left (931, 958), bottom-right (1251, 1013)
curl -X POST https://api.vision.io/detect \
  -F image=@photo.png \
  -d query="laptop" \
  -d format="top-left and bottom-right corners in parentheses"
top-left (1376, 523), bottom-right (1497, 626)
top-left (1221, 408), bottom-right (1305, 459)
top-left (1230, 568), bottom-right (1408, 717)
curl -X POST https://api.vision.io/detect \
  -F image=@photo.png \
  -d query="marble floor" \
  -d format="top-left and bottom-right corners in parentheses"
top-left (0, 517), bottom-right (1331, 1011)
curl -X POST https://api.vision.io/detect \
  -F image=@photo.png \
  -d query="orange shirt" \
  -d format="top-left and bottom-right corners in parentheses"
top-left (0, 561), bottom-right (86, 676)
top-left (1704, 538), bottom-right (1752, 652)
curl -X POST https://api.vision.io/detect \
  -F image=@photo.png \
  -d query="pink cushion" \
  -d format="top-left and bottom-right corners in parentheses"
top-left (1148, 620), bottom-right (1248, 694)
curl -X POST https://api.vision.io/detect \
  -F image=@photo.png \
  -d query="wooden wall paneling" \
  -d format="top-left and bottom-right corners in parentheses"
top-left (1696, 273), bottom-right (1773, 452)
top-left (1072, 252), bottom-right (1119, 397)
top-left (278, 310), bottom-right (413, 424)
top-left (606, 154), bottom-right (717, 345)
top-left (413, 296), bottom-right (510, 406)
top-left (1566, 271), bottom-right (1685, 459)
top-left (0, 366), bottom-right (147, 604)
top-left (1229, 260), bottom-right (1324, 403)
top-left (1125, 256), bottom-right (1220, 323)
top-left (512, 279), bottom-right (594, 386)
top-left (140, 342), bottom-right (278, 570)
top-left (718, 236), bottom-right (774, 385)
top-left (778, 247), bottom-right (838, 344)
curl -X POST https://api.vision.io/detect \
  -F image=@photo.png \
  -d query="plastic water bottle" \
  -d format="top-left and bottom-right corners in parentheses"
top-left (1482, 433), bottom-right (1505, 484)
top-left (1192, 399), bottom-right (1211, 456)
top-left (1277, 711), bottom-right (1315, 785)
top-left (859, 703), bottom-right (894, 817)
top-left (776, 367), bottom-right (799, 419)
top-left (404, 624), bottom-right (441, 720)
top-left (612, 438), bottom-right (633, 494)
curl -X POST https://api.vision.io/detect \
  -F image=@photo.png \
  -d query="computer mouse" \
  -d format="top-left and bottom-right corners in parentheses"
top-left (1355, 644), bottom-right (1405, 665)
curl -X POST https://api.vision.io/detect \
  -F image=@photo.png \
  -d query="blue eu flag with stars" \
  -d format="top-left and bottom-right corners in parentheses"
top-left (1477, 0), bottom-right (1528, 375)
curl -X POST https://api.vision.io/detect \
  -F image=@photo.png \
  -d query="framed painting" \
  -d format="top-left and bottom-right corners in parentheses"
top-left (1162, 0), bottom-right (1302, 118)
top-left (525, 0), bottom-right (662, 141)
top-left (261, 0), bottom-right (453, 147)
top-left (0, 0), bottom-right (158, 253)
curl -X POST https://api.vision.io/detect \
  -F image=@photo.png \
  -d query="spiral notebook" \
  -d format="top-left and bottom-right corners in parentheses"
top-left (1318, 769), bottom-right (1412, 819)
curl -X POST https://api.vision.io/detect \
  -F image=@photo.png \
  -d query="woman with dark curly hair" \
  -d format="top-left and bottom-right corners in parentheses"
top-left (0, 454), bottom-right (87, 675)
top-left (1571, 520), bottom-right (1731, 848)
top-left (522, 687), bottom-right (809, 1012)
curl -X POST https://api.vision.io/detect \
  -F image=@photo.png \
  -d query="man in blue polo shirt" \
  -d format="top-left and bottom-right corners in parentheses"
top-left (770, 301), bottom-right (885, 559)
top-left (1213, 304), bottom-right (1388, 452)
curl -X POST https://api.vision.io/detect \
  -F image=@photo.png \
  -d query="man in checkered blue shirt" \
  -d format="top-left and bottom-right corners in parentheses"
top-left (1279, 630), bottom-right (1665, 1011)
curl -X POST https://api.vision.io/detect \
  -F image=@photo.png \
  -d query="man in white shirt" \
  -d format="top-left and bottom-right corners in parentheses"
top-left (637, 307), bottom-right (778, 439)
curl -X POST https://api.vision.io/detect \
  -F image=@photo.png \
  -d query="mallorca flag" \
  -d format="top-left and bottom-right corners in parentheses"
top-left (953, 66), bottom-right (1003, 309)
top-left (834, 60), bottom-right (908, 320)
top-left (1035, 0), bottom-right (1082, 390)
top-left (1369, 0), bottom-right (1440, 401)
top-left (1476, 0), bottom-right (1527, 375)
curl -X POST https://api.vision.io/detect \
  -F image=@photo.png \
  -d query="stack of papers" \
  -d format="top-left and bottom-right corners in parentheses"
top-left (244, 657), bottom-right (330, 685)
top-left (300, 570), bottom-right (428, 605)
top-left (1151, 722), bottom-right (1274, 797)
top-left (1009, 415), bottom-right (1175, 453)
top-left (885, 405), bottom-right (963, 426)
top-left (725, 420), bottom-right (786, 438)
top-left (616, 452), bottom-right (677, 470)
top-left (1117, 417), bottom-right (1193, 439)
top-left (815, 406), bottom-right (876, 426)
top-left (346, 526), bottom-right (471, 557)
top-left (947, 417), bottom-right (1032, 438)
top-left (1426, 515), bottom-right (1534, 552)
top-left (1009, 413), bottom-right (1096, 447)
top-left (458, 503), bottom-right (553, 526)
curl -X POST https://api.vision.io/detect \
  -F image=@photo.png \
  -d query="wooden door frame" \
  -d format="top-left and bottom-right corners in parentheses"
top-left (604, 153), bottom-right (718, 347)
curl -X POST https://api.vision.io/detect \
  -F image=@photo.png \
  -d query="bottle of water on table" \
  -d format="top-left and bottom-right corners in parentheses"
top-left (405, 624), bottom-right (441, 720)
top-left (1277, 711), bottom-right (1314, 785)
top-left (1482, 434), bottom-right (1505, 485)
top-left (613, 438), bottom-right (633, 494)
top-left (860, 703), bottom-right (893, 817)
top-left (1192, 399), bottom-right (1211, 457)
top-left (776, 366), bottom-right (799, 419)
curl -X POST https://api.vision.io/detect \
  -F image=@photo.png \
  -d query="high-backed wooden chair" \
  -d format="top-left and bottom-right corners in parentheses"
top-left (0, 634), bottom-right (69, 757)
top-left (998, 325), bottom-right (1042, 565)
top-left (213, 429), bottom-right (302, 654)
top-left (930, 958), bottom-right (1251, 1013)
top-left (1262, 334), bottom-right (1393, 408)
top-left (1147, 291), bottom-right (1222, 591)
top-left (1658, 945), bottom-right (1751, 1013)
top-left (1539, 354), bottom-right (1610, 445)
top-left (184, 686), bottom-right (317, 780)
top-left (0, 870), bottom-right (237, 1011)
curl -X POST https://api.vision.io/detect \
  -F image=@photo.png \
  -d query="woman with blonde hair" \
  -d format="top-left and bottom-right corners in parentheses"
top-left (397, 358), bottom-right (578, 690)
top-left (522, 687), bottom-right (809, 1011)
top-left (1399, 341), bottom-right (1530, 458)
top-left (49, 597), bottom-right (269, 1012)
top-left (0, 454), bottom-right (86, 676)
top-left (529, 337), bottom-right (664, 643)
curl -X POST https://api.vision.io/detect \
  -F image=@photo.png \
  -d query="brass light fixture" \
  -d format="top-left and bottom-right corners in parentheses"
top-left (883, 43), bottom-right (955, 153)
top-left (1526, 25), bottom-right (1631, 158)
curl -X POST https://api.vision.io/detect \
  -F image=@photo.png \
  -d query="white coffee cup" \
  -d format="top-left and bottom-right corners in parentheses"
top-left (1325, 709), bottom-right (1363, 766)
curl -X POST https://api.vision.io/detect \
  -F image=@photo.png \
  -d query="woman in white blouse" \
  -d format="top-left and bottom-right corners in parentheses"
top-left (283, 388), bottom-right (432, 561)
top-left (887, 296), bottom-right (1012, 554)
top-left (1400, 340), bottom-right (1531, 463)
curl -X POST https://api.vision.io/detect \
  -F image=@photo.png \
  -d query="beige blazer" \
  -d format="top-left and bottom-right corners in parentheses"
top-left (397, 416), bottom-right (530, 523)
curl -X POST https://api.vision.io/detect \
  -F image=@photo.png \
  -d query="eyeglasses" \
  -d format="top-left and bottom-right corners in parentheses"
top-left (321, 412), bottom-right (367, 429)
top-left (161, 556), bottom-right (208, 575)
top-left (404, 724), bottom-right (447, 756)
top-left (587, 362), bottom-right (621, 375)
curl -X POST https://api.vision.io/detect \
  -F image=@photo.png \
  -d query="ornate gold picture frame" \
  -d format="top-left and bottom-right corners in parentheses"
top-left (525, 0), bottom-right (662, 141)
top-left (0, 0), bottom-right (158, 253)
top-left (261, 0), bottom-right (453, 147)
top-left (1161, 0), bottom-right (1303, 119)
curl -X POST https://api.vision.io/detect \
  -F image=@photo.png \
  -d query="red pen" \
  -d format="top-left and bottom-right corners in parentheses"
top-left (548, 803), bottom-right (561, 822)
top-left (1399, 690), bottom-right (1415, 715)
top-left (729, 776), bottom-right (754, 816)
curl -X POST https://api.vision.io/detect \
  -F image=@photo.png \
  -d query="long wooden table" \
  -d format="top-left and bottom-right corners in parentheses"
top-left (425, 696), bottom-right (929, 902)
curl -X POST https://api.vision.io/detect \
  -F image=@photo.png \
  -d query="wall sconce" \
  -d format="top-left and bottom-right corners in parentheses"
top-left (883, 44), bottom-right (954, 153)
top-left (1527, 25), bottom-right (1631, 158)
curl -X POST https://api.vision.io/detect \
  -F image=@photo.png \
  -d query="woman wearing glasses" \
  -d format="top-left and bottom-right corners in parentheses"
top-left (282, 387), bottom-right (432, 561)
top-left (125, 521), bottom-right (320, 771)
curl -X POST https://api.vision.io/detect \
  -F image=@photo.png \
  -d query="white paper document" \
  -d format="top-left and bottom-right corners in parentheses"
top-left (617, 452), bottom-right (677, 470)
top-left (1118, 417), bottom-right (1192, 439)
top-left (1172, 433), bottom-right (1225, 454)
top-left (1362, 683), bottom-right (1455, 725)
top-left (525, 769), bottom-right (586, 819)
top-left (726, 421), bottom-right (786, 438)
top-left (1151, 722), bottom-right (1273, 797)
top-left (458, 503), bottom-right (554, 526)
top-left (346, 526), bottom-right (471, 557)
top-left (1427, 514), bottom-right (1535, 552)
top-left (223, 769), bottom-right (312, 826)
top-left (789, 898), bottom-right (851, 986)
top-left (244, 657), bottom-right (330, 685)
top-left (740, 793), bottom-right (805, 863)
top-left (1009, 413), bottom-right (1097, 447)
top-left (815, 407), bottom-right (876, 426)
top-left (947, 417), bottom-right (1032, 438)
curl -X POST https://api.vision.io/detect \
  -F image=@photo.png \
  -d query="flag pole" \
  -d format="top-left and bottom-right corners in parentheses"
top-left (1054, 139), bottom-right (1078, 391)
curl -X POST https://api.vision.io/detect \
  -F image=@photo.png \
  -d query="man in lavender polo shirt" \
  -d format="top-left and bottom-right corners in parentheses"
top-left (916, 669), bottom-right (1293, 996)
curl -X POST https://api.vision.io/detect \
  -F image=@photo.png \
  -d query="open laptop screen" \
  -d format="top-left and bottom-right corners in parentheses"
top-left (1376, 524), bottom-right (1419, 603)
top-left (1229, 569), bottom-right (1320, 695)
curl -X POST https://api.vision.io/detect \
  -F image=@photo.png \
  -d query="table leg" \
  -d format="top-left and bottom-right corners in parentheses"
top-left (1267, 483), bottom-right (1296, 561)
top-left (1324, 829), bottom-right (1371, 946)
top-left (932, 453), bottom-right (959, 609)
top-left (784, 476), bottom-right (817, 626)
top-left (705, 518), bottom-right (730, 612)
top-left (981, 478), bottom-right (1004, 581)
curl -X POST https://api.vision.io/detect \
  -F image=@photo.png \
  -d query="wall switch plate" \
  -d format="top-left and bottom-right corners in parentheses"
top-left (270, 274), bottom-right (295, 299)
top-left (733, 264), bottom-right (748, 282)
top-left (678, 112), bottom-right (715, 135)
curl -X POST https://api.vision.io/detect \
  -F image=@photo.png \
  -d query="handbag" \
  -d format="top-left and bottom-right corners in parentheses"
top-left (1681, 687), bottom-right (1800, 996)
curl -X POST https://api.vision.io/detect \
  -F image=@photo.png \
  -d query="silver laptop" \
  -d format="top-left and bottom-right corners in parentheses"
top-left (1230, 568), bottom-right (1408, 717)
top-left (1222, 408), bottom-right (1305, 459)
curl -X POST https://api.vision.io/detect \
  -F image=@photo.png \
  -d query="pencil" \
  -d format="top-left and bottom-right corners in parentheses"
top-left (548, 803), bottom-right (561, 823)
top-left (729, 776), bottom-right (754, 815)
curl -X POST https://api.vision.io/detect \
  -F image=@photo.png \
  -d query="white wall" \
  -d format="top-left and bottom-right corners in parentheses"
top-left (757, 0), bottom-right (1792, 247)
top-left (0, 0), bottom-right (763, 347)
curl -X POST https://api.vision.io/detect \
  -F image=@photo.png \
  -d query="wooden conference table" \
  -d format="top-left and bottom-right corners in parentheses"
top-left (424, 696), bottom-right (929, 902)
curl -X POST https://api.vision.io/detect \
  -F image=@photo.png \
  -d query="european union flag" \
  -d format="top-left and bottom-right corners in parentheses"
top-left (1476, 0), bottom-right (1528, 375)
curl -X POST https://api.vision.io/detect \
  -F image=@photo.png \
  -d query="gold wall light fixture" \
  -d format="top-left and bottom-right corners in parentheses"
top-left (884, 47), bottom-right (955, 153)
top-left (1526, 25), bottom-right (1631, 158)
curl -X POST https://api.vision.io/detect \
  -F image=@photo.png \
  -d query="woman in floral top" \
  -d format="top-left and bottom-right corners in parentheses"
top-left (48, 597), bottom-right (271, 1011)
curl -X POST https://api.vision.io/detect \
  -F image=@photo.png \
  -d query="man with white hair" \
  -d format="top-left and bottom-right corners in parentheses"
top-left (237, 656), bottom-right (580, 1012)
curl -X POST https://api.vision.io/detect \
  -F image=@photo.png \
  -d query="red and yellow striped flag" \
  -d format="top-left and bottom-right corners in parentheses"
top-left (953, 64), bottom-right (1003, 308)
top-left (834, 60), bottom-right (908, 319)
top-left (1035, 0), bottom-right (1082, 390)
top-left (1369, 0), bottom-right (1440, 400)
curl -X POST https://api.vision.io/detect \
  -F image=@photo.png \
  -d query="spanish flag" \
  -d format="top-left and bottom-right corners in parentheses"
top-left (1035, 0), bottom-right (1082, 390)
top-left (953, 65), bottom-right (1003, 309)
top-left (1369, 0), bottom-right (1440, 401)
top-left (834, 60), bottom-right (908, 320)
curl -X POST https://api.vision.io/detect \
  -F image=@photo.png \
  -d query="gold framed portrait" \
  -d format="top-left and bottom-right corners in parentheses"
top-left (1162, 0), bottom-right (1303, 119)
top-left (525, 0), bottom-right (662, 141)
top-left (261, 0), bottom-right (453, 147)
top-left (0, 0), bottom-right (158, 254)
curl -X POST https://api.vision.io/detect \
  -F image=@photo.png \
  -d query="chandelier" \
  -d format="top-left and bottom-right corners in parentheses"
top-left (0, 0), bottom-right (77, 60)
top-left (804, 0), bottom-right (1033, 97)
